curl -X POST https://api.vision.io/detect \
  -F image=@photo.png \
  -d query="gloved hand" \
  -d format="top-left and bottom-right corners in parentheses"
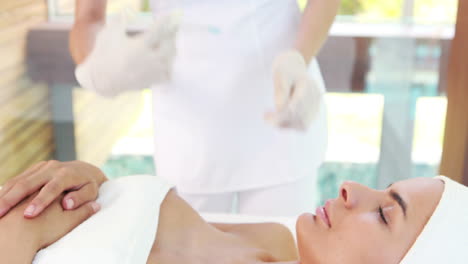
top-left (265, 50), bottom-right (325, 131)
top-left (75, 14), bottom-right (179, 97)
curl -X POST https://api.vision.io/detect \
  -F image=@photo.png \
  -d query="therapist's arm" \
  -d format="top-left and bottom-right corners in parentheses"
top-left (295, 0), bottom-right (341, 64)
top-left (69, 0), bottom-right (107, 64)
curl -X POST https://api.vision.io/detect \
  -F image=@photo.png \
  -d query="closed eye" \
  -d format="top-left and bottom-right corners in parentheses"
top-left (379, 206), bottom-right (388, 225)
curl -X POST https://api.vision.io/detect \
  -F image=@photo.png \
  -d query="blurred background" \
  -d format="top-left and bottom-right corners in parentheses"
top-left (0, 0), bottom-right (460, 204)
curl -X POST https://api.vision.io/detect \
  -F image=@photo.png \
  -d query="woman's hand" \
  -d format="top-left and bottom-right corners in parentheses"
top-left (0, 192), bottom-right (100, 263)
top-left (265, 50), bottom-right (324, 131)
top-left (75, 13), bottom-right (179, 97)
top-left (0, 160), bottom-right (107, 218)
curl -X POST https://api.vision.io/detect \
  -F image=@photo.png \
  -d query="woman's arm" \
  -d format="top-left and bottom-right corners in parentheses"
top-left (69, 0), bottom-right (107, 64)
top-left (0, 192), bottom-right (99, 264)
top-left (0, 233), bottom-right (36, 264)
top-left (295, 0), bottom-right (341, 64)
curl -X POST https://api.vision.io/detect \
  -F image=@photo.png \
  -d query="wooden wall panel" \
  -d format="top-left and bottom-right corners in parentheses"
top-left (0, 1), bottom-right (47, 29)
top-left (1, 122), bottom-right (54, 181)
top-left (0, 15), bottom-right (47, 45)
top-left (53, 0), bottom-right (143, 15)
top-left (439, 0), bottom-right (468, 185)
top-left (0, 0), bottom-right (53, 184)
top-left (0, 0), bottom-right (42, 10)
top-left (0, 0), bottom-right (148, 184)
top-left (0, 66), bottom-right (25, 89)
top-left (0, 40), bottom-right (26, 73)
top-left (0, 86), bottom-right (47, 132)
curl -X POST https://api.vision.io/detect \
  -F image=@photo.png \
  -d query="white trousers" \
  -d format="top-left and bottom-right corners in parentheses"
top-left (177, 172), bottom-right (318, 217)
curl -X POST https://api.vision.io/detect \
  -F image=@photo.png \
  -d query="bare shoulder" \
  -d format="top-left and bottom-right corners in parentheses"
top-left (211, 222), bottom-right (298, 261)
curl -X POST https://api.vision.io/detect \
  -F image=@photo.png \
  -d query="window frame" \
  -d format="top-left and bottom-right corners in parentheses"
top-left (45, 0), bottom-right (421, 21)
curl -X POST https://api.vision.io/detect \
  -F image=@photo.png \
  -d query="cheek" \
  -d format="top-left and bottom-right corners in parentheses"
top-left (332, 220), bottom-right (399, 263)
top-left (296, 212), bottom-right (401, 264)
top-left (324, 215), bottom-right (397, 263)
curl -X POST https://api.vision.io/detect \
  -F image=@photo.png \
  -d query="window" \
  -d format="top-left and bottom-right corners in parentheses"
top-left (49, 0), bottom-right (457, 25)
top-left (48, 0), bottom-right (148, 20)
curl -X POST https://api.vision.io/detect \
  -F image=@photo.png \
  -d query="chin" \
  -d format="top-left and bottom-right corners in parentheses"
top-left (296, 213), bottom-right (320, 262)
top-left (296, 212), bottom-right (315, 232)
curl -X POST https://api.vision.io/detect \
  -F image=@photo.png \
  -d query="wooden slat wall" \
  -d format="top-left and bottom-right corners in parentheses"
top-left (0, 0), bottom-right (53, 184)
top-left (54, 0), bottom-right (143, 16)
top-left (439, 0), bottom-right (468, 185)
top-left (0, 0), bottom-right (146, 184)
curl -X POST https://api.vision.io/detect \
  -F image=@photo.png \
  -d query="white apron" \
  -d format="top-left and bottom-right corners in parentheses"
top-left (150, 0), bottom-right (328, 194)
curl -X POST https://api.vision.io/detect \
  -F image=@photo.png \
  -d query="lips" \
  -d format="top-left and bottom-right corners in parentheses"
top-left (315, 203), bottom-right (332, 228)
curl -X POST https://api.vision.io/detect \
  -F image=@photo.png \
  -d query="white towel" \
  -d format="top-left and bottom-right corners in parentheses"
top-left (400, 176), bottom-right (468, 264)
top-left (33, 175), bottom-right (173, 264)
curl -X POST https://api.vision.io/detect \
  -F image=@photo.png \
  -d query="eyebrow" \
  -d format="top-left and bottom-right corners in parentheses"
top-left (390, 190), bottom-right (408, 218)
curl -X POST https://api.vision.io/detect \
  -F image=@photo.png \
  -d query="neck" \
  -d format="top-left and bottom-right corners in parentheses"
top-left (155, 190), bottom-right (215, 249)
top-left (156, 190), bottom-right (252, 253)
top-left (154, 191), bottom-right (301, 263)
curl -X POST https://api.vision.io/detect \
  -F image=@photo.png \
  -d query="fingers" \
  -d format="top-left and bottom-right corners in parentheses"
top-left (0, 162), bottom-right (49, 218)
top-left (67, 201), bottom-right (101, 227)
top-left (0, 161), bottom-right (46, 198)
top-left (145, 13), bottom-right (180, 49)
top-left (265, 108), bottom-right (295, 129)
top-left (61, 182), bottom-right (99, 211)
top-left (23, 177), bottom-right (67, 218)
top-left (292, 75), bottom-right (323, 128)
top-left (273, 51), bottom-right (304, 110)
top-left (266, 72), bottom-right (298, 129)
top-left (0, 160), bottom-right (103, 220)
top-left (0, 181), bottom-right (40, 217)
top-left (24, 166), bottom-right (92, 218)
top-left (273, 70), bottom-right (293, 110)
top-left (268, 70), bottom-right (324, 131)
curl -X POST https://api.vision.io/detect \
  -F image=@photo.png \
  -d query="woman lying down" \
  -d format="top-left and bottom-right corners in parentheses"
top-left (0, 160), bottom-right (466, 264)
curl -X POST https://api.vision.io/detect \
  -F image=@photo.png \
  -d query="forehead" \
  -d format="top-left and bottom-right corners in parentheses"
top-left (391, 178), bottom-right (442, 197)
top-left (391, 178), bottom-right (443, 221)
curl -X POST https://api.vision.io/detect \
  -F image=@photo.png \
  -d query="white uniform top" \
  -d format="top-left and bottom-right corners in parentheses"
top-left (150, 0), bottom-right (328, 194)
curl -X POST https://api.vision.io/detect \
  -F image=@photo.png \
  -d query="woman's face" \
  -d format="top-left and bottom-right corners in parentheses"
top-left (296, 177), bottom-right (443, 264)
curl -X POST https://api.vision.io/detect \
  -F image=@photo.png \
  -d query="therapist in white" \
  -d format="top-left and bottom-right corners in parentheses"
top-left (71, 0), bottom-right (340, 216)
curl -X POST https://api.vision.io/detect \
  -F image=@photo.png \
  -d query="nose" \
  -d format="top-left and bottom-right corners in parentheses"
top-left (339, 181), bottom-right (359, 209)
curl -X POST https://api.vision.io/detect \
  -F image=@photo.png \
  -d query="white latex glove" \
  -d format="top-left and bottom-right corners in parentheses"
top-left (265, 50), bottom-right (324, 131)
top-left (75, 14), bottom-right (179, 97)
